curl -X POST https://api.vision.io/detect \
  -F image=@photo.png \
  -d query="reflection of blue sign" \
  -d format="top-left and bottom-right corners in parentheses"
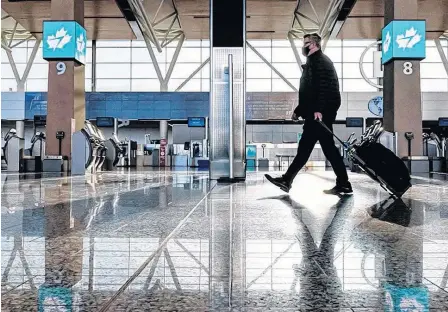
top-left (383, 282), bottom-right (429, 312)
top-left (297, 133), bottom-right (302, 143)
top-left (43, 21), bottom-right (87, 64)
top-left (38, 286), bottom-right (72, 312)
top-left (246, 145), bottom-right (257, 160)
top-left (382, 20), bottom-right (426, 64)
top-left (368, 96), bottom-right (383, 117)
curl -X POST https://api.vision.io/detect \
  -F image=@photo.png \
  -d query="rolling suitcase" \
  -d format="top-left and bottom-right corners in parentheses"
top-left (319, 121), bottom-right (412, 198)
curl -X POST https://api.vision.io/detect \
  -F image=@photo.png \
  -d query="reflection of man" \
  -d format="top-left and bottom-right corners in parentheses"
top-left (284, 196), bottom-right (353, 310)
top-left (265, 33), bottom-right (352, 196)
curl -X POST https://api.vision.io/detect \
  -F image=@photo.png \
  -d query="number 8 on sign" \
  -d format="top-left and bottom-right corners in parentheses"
top-left (403, 62), bottom-right (413, 75)
top-left (57, 62), bottom-right (66, 75)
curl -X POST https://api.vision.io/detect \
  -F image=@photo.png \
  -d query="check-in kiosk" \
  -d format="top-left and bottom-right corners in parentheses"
top-left (187, 117), bottom-right (209, 168)
top-left (22, 115), bottom-right (47, 172)
top-left (22, 132), bottom-right (46, 172)
top-left (98, 117), bottom-right (132, 170)
top-left (85, 121), bottom-right (107, 172)
top-left (143, 141), bottom-right (160, 167)
top-left (105, 133), bottom-right (125, 169)
top-left (72, 121), bottom-right (103, 175)
top-left (343, 117), bottom-right (364, 172)
top-left (91, 124), bottom-right (107, 171)
top-left (434, 117), bottom-right (448, 173)
top-left (117, 139), bottom-right (137, 167)
top-left (1, 129), bottom-right (20, 171)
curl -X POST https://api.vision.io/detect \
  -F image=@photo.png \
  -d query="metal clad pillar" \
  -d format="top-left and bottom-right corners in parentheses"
top-left (45, 0), bottom-right (85, 158)
top-left (159, 120), bottom-right (168, 167)
top-left (383, 0), bottom-right (423, 156)
top-left (210, 0), bottom-right (246, 181)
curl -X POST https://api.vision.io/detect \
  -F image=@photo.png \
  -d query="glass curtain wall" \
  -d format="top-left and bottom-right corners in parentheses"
top-left (2, 39), bottom-right (447, 92)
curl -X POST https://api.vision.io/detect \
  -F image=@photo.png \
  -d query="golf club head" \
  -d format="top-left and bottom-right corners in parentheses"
top-left (346, 133), bottom-right (355, 143)
top-left (430, 132), bottom-right (440, 143)
top-left (374, 127), bottom-right (384, 141)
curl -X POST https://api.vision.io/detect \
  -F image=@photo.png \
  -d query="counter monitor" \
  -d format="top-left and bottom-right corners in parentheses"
top-left (188, 117), bottom-right (205, 127)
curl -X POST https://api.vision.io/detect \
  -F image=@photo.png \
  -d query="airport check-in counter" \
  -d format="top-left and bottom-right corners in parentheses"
top-left (171, 124), bottom-right (208, 168)
top-left (247, 143), bottom-right (325, 168)
top-left (246, 120), bottom-right (364, 168)
top-left (1, 129), bottom-right (20, 171)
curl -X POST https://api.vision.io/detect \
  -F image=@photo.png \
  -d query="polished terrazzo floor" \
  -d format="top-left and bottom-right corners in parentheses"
top-left (1, 169), bottom-right (448, 311)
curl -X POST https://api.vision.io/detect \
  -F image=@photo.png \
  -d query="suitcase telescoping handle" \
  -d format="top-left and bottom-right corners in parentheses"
top-left (317, 120), bottom-right (348, 148)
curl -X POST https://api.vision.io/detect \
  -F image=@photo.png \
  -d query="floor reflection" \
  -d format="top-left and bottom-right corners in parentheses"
top-left (1, 170), bottom-right (448, 311)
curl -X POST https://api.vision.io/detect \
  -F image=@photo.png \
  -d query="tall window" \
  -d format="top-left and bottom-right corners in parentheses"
top-left (2, 39), bottom-right (447, 92)
top-left (1, 40), bottom-right (93, 92)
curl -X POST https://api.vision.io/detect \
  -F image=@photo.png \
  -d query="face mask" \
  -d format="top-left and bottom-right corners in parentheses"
top-left (302, 44), bottom-right (311, 56)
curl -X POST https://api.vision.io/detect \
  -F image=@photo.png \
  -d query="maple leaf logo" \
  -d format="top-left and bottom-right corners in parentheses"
top-left (46, 27), bottom-right (72, 51)
top-left (76, 33), bottom-right (85, 54)
top-left (396, 27), bottom-right (421, 50)
top-left (383, 31), bottom-right (391, 53)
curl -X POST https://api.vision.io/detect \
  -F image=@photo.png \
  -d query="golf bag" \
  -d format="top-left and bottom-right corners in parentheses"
top-left (320, 120), bottom-right (411, 198)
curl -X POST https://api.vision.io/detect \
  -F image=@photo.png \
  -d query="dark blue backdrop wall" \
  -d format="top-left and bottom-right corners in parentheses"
top-left (21, 91), bottom-right (297, 121)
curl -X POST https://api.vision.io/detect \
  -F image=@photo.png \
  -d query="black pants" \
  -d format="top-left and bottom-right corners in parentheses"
top-left (283, 116), bottom-right (349, 186)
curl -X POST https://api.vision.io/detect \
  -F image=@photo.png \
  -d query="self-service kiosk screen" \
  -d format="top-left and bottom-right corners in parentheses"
top-left (96, 117), bottom-right (114, 127)
top-left (34, 115), bottom-right (47, 126)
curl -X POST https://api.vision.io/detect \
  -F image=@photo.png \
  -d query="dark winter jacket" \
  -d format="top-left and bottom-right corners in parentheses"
top-left (294, 50), bottom-right (341, 120)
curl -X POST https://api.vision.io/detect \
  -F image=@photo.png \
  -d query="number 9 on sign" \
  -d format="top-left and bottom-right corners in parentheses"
top-left (403, 62), bottom-right (413, 75)
top-left (56, 62), bottom-right (66, 75)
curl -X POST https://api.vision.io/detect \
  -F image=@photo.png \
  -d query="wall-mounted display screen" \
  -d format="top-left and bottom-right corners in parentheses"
top-left (438, 118), bottom-right (448, 127)
top-left (34, 115), bottom-right (47, 126)
top-left (346, 117), bottom-right (364, 128)
top-left (188, 117), bottom-right (205, 127)
top-left (96, 117), bottom-right (114, 127)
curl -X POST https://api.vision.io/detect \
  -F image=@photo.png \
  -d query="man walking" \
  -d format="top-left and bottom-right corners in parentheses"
top-left (265, 33), bottom-right (352, 195)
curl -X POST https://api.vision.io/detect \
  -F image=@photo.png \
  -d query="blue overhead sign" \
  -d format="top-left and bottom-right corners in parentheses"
top-left (43, 21), bottom-right (87, 64)
top-left (382, 20), bottom-right (426, 64)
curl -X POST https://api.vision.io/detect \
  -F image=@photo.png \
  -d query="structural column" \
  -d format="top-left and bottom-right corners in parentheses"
top-left (383, 0), bottom-right (423, 156)
top-left (209, 0), bottom-right (246, 181)
top-left (45, 0), bottom-right (85, 157)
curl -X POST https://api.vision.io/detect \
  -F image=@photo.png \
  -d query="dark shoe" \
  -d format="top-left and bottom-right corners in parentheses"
top-left (324, 184), bottom-right (353, 196)
top-left (265, 174), bottom-right (291, 193)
